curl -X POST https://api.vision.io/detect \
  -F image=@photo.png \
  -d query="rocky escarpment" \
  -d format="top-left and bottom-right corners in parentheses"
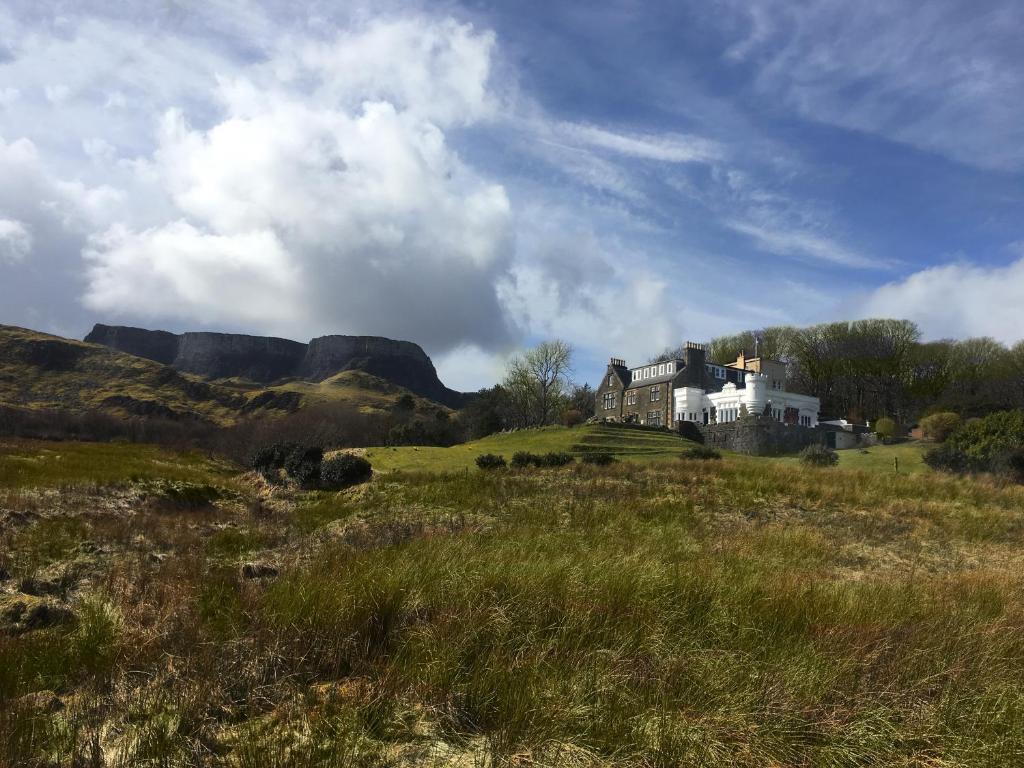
top-left (85, 324), bottom-right (179, 366)
top-left (84, 325), bottom-right (466, 408)
top-left (173, 333), bottom-right (307, 382)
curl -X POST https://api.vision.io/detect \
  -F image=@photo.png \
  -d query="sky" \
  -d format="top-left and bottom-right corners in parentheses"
top-left (1, 0), bottom-right (1022, 391)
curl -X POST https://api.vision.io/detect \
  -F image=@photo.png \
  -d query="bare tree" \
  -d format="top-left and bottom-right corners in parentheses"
top-left (503, 340), bottom-right (574, 427)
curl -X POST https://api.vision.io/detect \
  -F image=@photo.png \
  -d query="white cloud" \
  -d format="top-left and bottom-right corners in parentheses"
top-left (0, 218), bottom-right (31, 262)
top-left (44, 84), bottom-right (70, 103)
top-left (857, 253), bottom-right (1024, 344)
top-left (0, 87), bottom-right (19, 106)
top-left (83, 17), bottom-right (515, 350)
top-left (722, 0), bottom-right (1024, 170)
top-left (559, 123), bottom-right (722, 164)
top-left (726, 219), bottom-right (888, 270)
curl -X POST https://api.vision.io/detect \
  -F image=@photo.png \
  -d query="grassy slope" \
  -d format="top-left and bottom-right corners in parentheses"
top-left (2, 439), bottom-right (1024, 766)
top-left (366, 423), bottom-right (698, 472)
top-left (0, 439), bottom-right (236, 488)
top-left (763, 440), bottom-right (930, 474)
top-left (258, 369), bottom-right (448, 415)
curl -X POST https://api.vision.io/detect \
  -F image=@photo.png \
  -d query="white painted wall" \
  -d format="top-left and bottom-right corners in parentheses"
top-left (673, 373), bottom-right (820, 427)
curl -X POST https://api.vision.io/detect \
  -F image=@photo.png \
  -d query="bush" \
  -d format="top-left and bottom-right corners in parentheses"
top-left (582, 452), bottom-right (616, 466)
top-left (993, 447), bottom-right (1024, 484)
top-left (942, 410), bottom-right (1024, 476)
top-left (511, 451), bottom-right (541, 468)
top-left (874, 417), bottom-right (896, 440)
top-left (920, 412), bottom-right (961, 442)
top-left (284, 445), bottom-right (324, 487)
top-left (248, 441), bottom-right (299, 480)
top-left (476, 454), bottom-right (507, 470)
top-left (562, 409), bottom-right (585, 427)
top-left (320, 453), bottom-right (373, 489)
top-left (800, 444), bottom-right (838, 467)
top-left (541, 452), bottom-right (575, 467)
top-left (681, 446), bottom-right (721, 461)
top-left (924, 442), bottom-right (968, 474)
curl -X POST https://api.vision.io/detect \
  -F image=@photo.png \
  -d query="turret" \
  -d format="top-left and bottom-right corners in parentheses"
top-left (743, 372), bottom-right (767, 415)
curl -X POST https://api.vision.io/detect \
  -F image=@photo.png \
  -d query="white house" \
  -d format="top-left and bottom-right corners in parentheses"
top-left (674, 372), bottom-right (820, 427)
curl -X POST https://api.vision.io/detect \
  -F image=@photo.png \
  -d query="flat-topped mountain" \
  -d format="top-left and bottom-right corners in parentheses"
top-left (85, 324), bottom-right (466, 408)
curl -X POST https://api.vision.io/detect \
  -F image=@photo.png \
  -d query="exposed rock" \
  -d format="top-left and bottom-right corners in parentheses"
top-left (85, 324), bottom-right (468, 407)
top-left (174, 332), bottom-right (307, 382)
top-left (241, 562), bottom-right (278, 579)
top-left (85, 323), bottom-right (179, 365)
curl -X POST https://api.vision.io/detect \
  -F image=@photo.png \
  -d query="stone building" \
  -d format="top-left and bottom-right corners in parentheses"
top-left (595, 342), bottom-right (820, 429)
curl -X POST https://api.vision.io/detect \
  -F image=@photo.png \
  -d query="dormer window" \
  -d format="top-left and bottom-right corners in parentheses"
top-left (658, 364), bottom-right (665, 375)
top-left (608, 374), bottom-right (615, 387)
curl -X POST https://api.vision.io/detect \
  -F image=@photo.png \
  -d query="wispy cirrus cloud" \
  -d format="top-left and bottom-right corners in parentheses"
top-left (726, 219), bottom-right (890, 270)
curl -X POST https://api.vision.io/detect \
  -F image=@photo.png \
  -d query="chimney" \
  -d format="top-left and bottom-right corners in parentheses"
top-left (683, 341), bottom-right (706, 387)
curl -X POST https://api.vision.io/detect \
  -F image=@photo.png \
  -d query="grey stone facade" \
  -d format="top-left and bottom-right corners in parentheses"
top-left (699, 415), bottom-right (825, 456)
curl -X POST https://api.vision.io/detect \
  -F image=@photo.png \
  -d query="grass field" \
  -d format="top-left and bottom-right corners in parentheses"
top-left (4, 436), bottom-right (1024, 766)
top-left (365, 423), bottom-right (699, 472)
top-left (764, 440), bottom-right (930, 474)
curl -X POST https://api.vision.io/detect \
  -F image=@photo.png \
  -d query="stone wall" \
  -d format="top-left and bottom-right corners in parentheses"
top-left (698, 415), bottom-right (825, 456)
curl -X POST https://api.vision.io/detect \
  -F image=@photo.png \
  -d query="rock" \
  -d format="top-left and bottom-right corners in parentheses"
top-left (241, 562), bottom-right (278, 580)
top-left (85, 324), bottom-right (468, 407)
top-left (84, 323), bottom-right (179, 365)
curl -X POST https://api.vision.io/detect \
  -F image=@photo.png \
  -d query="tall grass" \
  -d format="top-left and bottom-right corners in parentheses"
top-left (3, 445), bottom-right (1024, 765)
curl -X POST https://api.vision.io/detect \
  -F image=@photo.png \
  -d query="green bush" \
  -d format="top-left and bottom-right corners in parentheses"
top-left (874, 417), bottom-right (896, 440)
top-left (248, 441), bottom-right (299, 479)
top-left (800, 444), bottom-right (838, 467)
top-left (511, 451), bottom-right (541, 468)
top-left (920, 412), bottom-right (961, 442)
top-left (475, 454), bottom-right (507, 470)
top-left (582, 452), bottom-right (616, 466)
top-left (541, 452), bottom-right (575, 467)
top-left (935, 410), bottom-right (1024, 479)
top-left (681, 446), bottom-right (721, 461)
top-left (320, 454), bottom-right (373, 489)
top-left (284, 445), bottom-right (324, 487)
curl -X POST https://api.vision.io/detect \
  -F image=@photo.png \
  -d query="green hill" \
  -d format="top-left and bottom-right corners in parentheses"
top-left (365, 422), bottom-right (698, 472)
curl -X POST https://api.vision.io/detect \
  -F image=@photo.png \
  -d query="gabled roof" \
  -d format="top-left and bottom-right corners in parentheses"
top-left (624, 369), bottom-right (684, 389)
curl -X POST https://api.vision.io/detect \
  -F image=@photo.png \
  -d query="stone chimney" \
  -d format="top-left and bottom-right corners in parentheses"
top-left (683, 342), bottom-right (706, 387)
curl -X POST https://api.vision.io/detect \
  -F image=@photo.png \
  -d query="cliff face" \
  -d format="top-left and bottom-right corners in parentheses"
top-left (84, 324), bottom-right (179, 366)
top-left (173, 333), bottom-right (307, 382)
top-left (83, 325), bottom-right (466, 408)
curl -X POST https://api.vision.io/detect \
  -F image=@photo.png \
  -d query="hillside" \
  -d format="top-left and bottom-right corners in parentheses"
top-left (0, 325), bottom-right (446, 425)
top-left (85, 323), bottom-right (467, 408)
top-left (3, 437), bottom-right (1023, 765)
top-left (365, 423), bottom-right (699, 472)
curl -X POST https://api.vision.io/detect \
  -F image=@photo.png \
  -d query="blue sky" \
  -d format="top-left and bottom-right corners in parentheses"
top-left (0, 0), bottom-right (1022, 390)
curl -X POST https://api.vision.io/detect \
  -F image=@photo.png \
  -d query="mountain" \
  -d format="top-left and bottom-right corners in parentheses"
top-left (85, 324), bottom-right (467, 408)
top-left (0, 325), bottom-right (451, 425)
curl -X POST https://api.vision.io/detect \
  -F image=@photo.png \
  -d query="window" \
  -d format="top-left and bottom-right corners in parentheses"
top-left (603, 392), bottom-right (616, 410)
top-left (608, 374), bottom-right (615, 386)
top-left (690, 412), bottom-right (697, 421)
top-left (658, 364), bottom-right (666, 375)
top-left (650, 385), bottom-right (661, 402)
top-left (647, 411), bottom-right (662, 426)
top-left (626, 390), bottom-right (637, 406)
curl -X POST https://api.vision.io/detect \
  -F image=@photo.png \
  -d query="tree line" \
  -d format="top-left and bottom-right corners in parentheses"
top-left (658, 319), bottom-right (1024, 424)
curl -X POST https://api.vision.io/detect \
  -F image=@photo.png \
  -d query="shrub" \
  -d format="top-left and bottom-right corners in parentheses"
top-left (682, 446), bottom-right (721, 461)
top-left (562, 409), bottom-right (585, 427)
top-left (942, 410), bottom-right (1024, 476)
top-left (284, 445), bottom-right (324, 487)
top-left (993, 447), bottom-right (1024, 484)
top-left (800, 444), bottom-right (838, 467)
top-left (511, 451), bottom-right (541, 468)
top-left (541, 452), bottom-right (575, 467)
top-left (582, 452), bottom-right (616, 466)
top-left (320, 454), bottom-right (373, 489)
top-left (920, 412), bottom-right (961, 443)
top-left (248, 441), bottom-right (299, 480)
top-left (924, 442), bottom-right (968, 474)
top-left (156, 481), bottom-right (222, 510)
top-left (476, 454), bottom-right (507, 470)
top-left (874, 417), bottom-right (896, 440)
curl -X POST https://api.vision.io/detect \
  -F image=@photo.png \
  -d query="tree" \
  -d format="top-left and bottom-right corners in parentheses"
top-left (920, 412), bottom-right (961, 442)
top-left (874, 417), bottom-right (896, 440)
top-left (503, 340), bottom-right (574, 428)
top-left (458, 385), bottom-right (511, 440)
top-left (568, 383), bottom-right (596, 416)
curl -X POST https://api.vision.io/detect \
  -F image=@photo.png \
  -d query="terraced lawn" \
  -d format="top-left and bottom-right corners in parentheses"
top-left (365, 423), bottom-right (699, 472)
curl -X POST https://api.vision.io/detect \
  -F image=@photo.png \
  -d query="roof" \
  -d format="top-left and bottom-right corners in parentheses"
top-left (623, 369), bottom-right (684, 389)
